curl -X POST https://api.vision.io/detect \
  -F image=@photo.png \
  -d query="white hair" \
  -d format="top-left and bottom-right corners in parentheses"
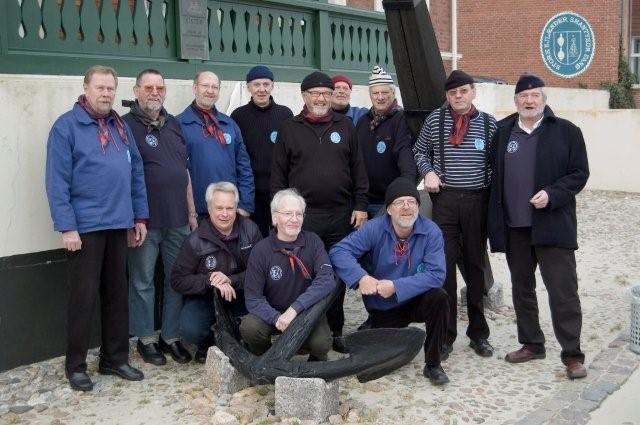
top-left (205, 181), bottom-right (239, 205)
top-left (270, 188), bottom-right (306, 214)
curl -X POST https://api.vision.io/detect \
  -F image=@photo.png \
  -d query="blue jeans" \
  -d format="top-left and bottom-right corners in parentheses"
top-left (128, 225), bottom-right (190, 341)
top-left (180, 294), bottom-right (247, 348)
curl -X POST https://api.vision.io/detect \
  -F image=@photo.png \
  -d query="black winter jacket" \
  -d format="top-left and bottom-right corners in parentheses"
top-left (488, 106), bottom-right (589, 252)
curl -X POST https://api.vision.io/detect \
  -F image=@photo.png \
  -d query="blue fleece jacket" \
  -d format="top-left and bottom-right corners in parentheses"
top-left (177, 105), bottom-right (255, 214)
top-left (329, 214), bottom-right (445, 311)
top-left (345, 106), bottom-right (369, 125)
top-left (45, 104), bottom-right (148, 233)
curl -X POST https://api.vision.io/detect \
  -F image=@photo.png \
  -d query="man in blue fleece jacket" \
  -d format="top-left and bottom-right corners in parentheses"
top-left (330, 177), bottom-right (450, 385)
top-left (46, 65), bottom-right (149, 392)
top-left (241, 189), bottom-right (336, 361)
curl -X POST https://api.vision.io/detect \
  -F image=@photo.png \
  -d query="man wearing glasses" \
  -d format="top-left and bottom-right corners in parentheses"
top-left (330, 178), bottom-right (450, 385)
top-left (330, 74), bottom-right (368, 124)
top-left (177, 71), bottom-right (255, 222)
top-left (271, 71), bottom-right (368, 340)
top-left (241, 189), bottom-right (336, 360)
top-left (123, 69), bottom-right (195, 366)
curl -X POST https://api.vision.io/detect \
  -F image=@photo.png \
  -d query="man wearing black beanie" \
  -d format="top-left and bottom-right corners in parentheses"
top-left (488, 73), bottom-right (589, 380)
top-left (271, 71), bottom-right (369, 339)
top-left (231, 66), bottom-right (293, 236)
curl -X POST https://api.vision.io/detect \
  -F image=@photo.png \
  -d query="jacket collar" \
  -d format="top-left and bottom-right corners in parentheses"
top-left (179, 103), bottom-right (230, 126)
top-left (381, 214), bottom-right (432, 239)
top-left (72, 102), bottom-right (117, 126)
top-left (498, 105), bottom-right (556, 129)
top-left (292, 110), bottom-right (344, 124)
top-left (268, 229), bottom-right (307, 251)
top-left (196, 218), bottom-right (239, 244)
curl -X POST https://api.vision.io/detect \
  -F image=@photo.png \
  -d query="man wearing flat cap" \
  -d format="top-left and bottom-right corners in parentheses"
top-left (330, 74), bottom-right (368, 124)
top-left (330, 177), bottom-right (450, 385)
top-left (413, 69), bottom-right (497, 359)
top-left (271, 70), bottom-right (369, 339)
top-left (231, 66), bottom-right (293, 237)
top-left (488, 74), bottom-right (589, 379)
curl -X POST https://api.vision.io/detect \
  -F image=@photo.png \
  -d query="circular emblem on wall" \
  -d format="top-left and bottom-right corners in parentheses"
top-left (507, 140), bottom-right (519, 153)
top-left (330, 132), bottom-right (341, 144)
top-left (540, 11), bottom-right (595, 78)
top-left (205, 255), bottom-right (217, 270)
top-left (270, 265), bottom-right (283, 281)
top-left (270, 131), bottom-right (278, 143)
top-left (376, 141), bottom-right (386, 154)
top-left (224, 133), bottom-right (232, 145)
top-left (145, 134), bottom-right (159, 147)
top-left (474, 138), bottom-right (485, 151)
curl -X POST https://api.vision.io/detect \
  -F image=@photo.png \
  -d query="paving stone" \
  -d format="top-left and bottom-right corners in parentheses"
top-left (569, 398), bottom-right (599, 412)
top-left (212, 410), bottom-right (240, 425)
top-left (9, 404), bottom-right (33, 414)
top-left (275, 377), bottom-right (338, 422)
top-left (203, 347), bottom-right (252, 396)
top-left (580, 386), bottom-right (608, 403)
top-left (515, 407), bottom-right (554, 425)
top-left (559, 407), bottom-right (590, 423)
top-left (591, 380), bottom-right (620, 395)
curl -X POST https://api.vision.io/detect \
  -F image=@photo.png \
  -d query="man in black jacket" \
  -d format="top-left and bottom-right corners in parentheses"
top-left (171, 182), bottom-right (262, 363)
top-left (488, 74), bottom-right (589, 379)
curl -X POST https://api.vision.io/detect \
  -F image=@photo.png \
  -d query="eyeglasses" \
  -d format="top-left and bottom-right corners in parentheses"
top-left (198, 83), bottom-right (220, 91)
top-left (306, 90), bottom-right (333, 99)
top-left (391, 199), bottom-right (418, 208)
top-left (276, 211), bottom-right (304, 220)
top-left (140, 85), bottom-right (166, 94)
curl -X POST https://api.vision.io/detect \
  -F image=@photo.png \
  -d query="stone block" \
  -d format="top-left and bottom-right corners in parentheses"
top-left (275, 377), bottom-right (339, 422)
top-left (203, 346), bottom-right (252, 396)
top-left (460, 281), bottom-right (504, 311)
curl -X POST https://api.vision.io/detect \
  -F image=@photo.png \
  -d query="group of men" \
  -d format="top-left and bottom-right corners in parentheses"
top-left (45, 63), bottom-right (589, 393)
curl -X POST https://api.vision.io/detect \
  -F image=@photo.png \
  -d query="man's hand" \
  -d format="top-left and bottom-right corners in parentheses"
top-left (237, 208), bottom-right (250, 217)
top-left (209, 271), bottom-right (232, 287)
top-left (358, 275), bottom-right (378, 296)
top-left (351, 210), bottom-right (368, 229)
top-left (424, 171), bottom-right (442, 193)
top-left (275, 307), bottom-right (298, 332)
top-left (62, 231), bottom-right (82, 252)
top-left (210, 272), bottom-right (236, 301)
top-left (376, 279), bottom-right (396, 298)
top-left (530, 190), bottom-right (549, 209)
top-left (128, 222), bottom-right (147, 247)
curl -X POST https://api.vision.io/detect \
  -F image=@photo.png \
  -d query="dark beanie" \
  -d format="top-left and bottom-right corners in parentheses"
top-left (384, 177), bottom-right (421, 207)
top-left (515, 74), bottom-right (545, 94)
top-left (445, 70), bottom-right (474, 91)
top-left (246, 65), bottom-right (274, 82)
top-left (301, 71), bottom-right (334, 91)
top-left (332, 74), bottom-right (353, 89)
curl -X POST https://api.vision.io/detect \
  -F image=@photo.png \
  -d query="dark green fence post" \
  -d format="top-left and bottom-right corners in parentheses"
top-left (316, 9), bottom-right (331, 73)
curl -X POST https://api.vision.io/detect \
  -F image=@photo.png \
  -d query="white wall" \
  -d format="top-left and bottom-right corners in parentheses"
top-left (0, 74), bottom-right (633, 257)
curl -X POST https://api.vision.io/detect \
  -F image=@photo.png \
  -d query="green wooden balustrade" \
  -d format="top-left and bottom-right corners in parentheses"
top-left (0, 0), bottom-right (395, 83)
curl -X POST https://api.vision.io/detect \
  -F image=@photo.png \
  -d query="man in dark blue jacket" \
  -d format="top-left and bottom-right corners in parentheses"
top-left (488, 74), bottom-right (589, 379)
top-left (330, 178), bottom-right (450, 385)
top-left (46, 65), bottom-right (149, 391)
top-left (241, 189), bottom-right (336, 361)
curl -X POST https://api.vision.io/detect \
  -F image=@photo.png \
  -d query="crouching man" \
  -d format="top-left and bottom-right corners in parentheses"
top-left (330, 178), bottom-right (450, 385)
top-left (240, 189), bottom-right (336, 361)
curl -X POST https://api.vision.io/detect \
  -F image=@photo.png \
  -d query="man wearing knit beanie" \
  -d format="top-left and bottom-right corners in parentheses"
top-left (413, 69), bottom-right (497, 359)
top-left (271, 70), bottom-right (369, 340)
top-left (488, 73), bottom-right (589, 379)
top-left (330, 177), bottom-right (451, 385)
top-left (330, 74), bottom-right (368, 124)
top-left (231, 66), bottom-right (293, 236)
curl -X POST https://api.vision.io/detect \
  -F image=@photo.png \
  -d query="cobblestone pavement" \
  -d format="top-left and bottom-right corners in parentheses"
top-left (1, 190), bottom-right (639, 425)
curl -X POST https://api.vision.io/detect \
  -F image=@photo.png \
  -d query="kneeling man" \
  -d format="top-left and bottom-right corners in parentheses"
top-left (241, 189), bottom-right (336, 361)
top-left (330, 178), bottom-right (450, 385)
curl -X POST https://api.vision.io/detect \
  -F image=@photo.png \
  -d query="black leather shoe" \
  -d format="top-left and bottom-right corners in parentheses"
top-left (137, 339), bottom-right (166, 366)
top-left (194, 347), bottom-right (208, 364)
top-left (98, 362), bottom-right (144, 381)
top-left (440, 343), bottom-right (453, 361)
top-left (469, 338), bottom-right (494, 357)
top-left (66, 371), bottom-right (93, 392)
top-left (159, 338), bottom-right (192, 364)
top-left (423, 364), bottom-right (450, 385)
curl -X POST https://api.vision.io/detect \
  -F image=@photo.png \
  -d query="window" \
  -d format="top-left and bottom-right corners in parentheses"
top-left (630, 37), bottom-right (640, 83)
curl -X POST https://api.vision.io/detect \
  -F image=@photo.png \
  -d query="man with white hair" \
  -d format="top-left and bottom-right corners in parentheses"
top-left (171, 182), bottom-right (262, 363)
top-left (241, 189), bottom-right (336, 361)
top-left (355, 65), bottom-right (417, 218)
top-left (488, 74), bottom-right (589, 379)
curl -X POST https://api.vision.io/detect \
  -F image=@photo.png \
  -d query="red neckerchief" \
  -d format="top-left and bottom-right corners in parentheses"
top-left (448, 104), bottom-right (477, 146)
top-left (393, 239), bottom-right (411, 271)
top-left (369, 99), bottom-right (399, 130)
top-left (302, 105), bottom-right (334, 124)
top-left (77, 95), bottom-right (128, 154)
top-left (191, 101), bottom-right (225, 144)
top-left (280, 248), bottom-right (312, 279)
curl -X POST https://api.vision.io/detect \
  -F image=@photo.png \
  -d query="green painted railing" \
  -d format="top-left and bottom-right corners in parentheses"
top-left (0, 0), bottom-right (394, 83)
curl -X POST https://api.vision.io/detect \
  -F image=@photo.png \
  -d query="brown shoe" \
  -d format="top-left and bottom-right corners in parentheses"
top-left (504, 345), bottom-right (546, 363)
top-left (566, 360), bottom-right (587, 379)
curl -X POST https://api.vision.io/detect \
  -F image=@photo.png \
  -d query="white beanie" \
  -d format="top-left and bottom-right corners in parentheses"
top-left (368, 65), bottom-right (394, 86)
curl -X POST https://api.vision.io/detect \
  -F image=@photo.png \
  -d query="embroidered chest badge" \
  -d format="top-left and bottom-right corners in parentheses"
top-left (330, 132), bottom-right (341, 144)
top-left (376, 141), bottom-right (386, 153)
top-left (507, 140), bottom-right (519, 153)
top-left (205, 255), bottom-right (217, 270)
top-left (270, 265), bottom-right (283, 281)
top-left (270, 131), bottom-right (278, 143)
top-left (474, 138), bottom-right (485, 151)
top-left (416, 263), bottom-right (427, 273)
top-left (145, 134), bottom-right (159, 148)
top-left (223, 133), bottom-right (232, 145)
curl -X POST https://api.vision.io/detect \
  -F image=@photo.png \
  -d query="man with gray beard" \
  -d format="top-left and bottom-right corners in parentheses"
top-left (330, 178), bottom-right (450, 385)
top-left (488, 74), bottom-right (589, 379)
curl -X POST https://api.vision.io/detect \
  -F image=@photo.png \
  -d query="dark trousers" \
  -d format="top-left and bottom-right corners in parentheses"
top-left (506, 227), bottom-right (584, 364)
top-left (303, 208), bottom-right (353, 336)
top-left (253, 191), bottom-right (272, 238)
top-left (431, 188), bottom-right (490, 343)
top-left (370, 288), bottom-right (449, 366)
top-left (180, 293), bottom-right (247, 348)
top-left (65, 230), bottom-right (129, 374)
